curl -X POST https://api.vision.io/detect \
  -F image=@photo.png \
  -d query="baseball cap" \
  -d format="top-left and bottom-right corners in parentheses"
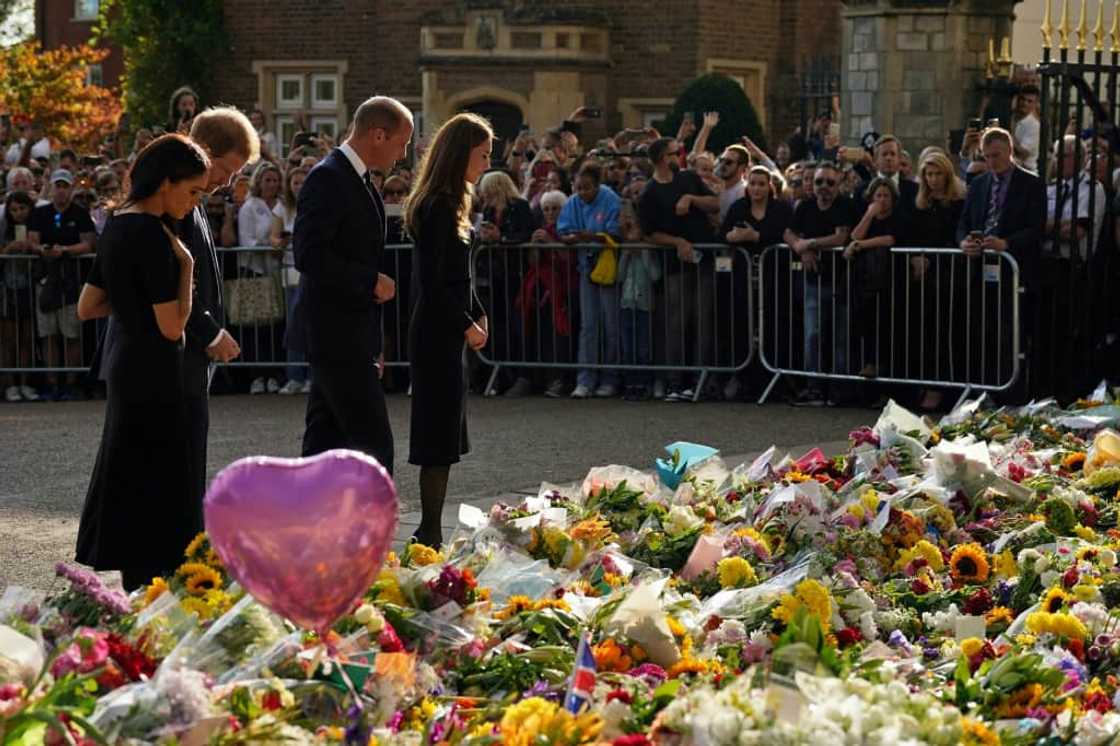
top-left (50, 169), bottom-right (74, 185)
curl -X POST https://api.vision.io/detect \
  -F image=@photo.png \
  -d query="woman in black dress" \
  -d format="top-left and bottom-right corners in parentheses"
top-left (75, 134), bottom-right (211, 590)
top-left (403, 113), bottom-right (493, 548)
top-left (906, 149), bottom-right (966, 411)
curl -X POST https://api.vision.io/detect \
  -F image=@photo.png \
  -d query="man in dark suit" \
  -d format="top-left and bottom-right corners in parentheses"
top-left (94, 107), bottom-right (259, 505)
top-left (857, 134), bottom-right (918, 214)
top-left (956, 126), bottom-right (1045, 397)
top-left (294, 96), bottom-right (413, 474)
top-left (182, 108), bottom-right (260, 498)
top-left (956, 126), bottom-right (1045, 282)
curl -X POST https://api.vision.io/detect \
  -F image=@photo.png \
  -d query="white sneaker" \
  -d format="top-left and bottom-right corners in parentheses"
top-left (278, 380), bottom-right (303, 395)
top-left (4, 386), bottom-right (20, 402)
top-left (266, 377), bottom-right (280, 393)
top-left (594, 383), bottom-right (618, 398)
top-left (19, 385), bottom-right (39, 402)
top-left (301, 380), bottom-right (312, 394)
top-left (249, 377), bottom-right (266, 395)
top-left (570, 384), bottom-right (592, 399)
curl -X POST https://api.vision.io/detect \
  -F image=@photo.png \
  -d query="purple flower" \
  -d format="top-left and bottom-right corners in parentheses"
top-left (923, 646), bottom-right (940, 660)
top-left (344, 702), bottom-right (371, 745)
top-left (887, 630), bottom-right (912, 654)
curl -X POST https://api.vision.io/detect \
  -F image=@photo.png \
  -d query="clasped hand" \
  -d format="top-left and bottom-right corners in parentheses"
top-left (466, 315), bottom-right (488, 351)
top-left (374, 273), bottom-right (396, 303)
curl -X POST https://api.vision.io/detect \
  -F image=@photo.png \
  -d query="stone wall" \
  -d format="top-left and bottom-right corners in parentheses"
top-left (842, 0), bottom-right (1018, 155)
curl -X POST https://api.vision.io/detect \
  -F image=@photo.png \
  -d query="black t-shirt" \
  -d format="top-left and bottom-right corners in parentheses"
top-left (855, 213), bottom-right (900, 292)
top-left (638, 169), bottom-right (716, 274)
top-left (29, 203), bottom-right (94, 248)
top-left (721, 197), bottom-right (794, 251)
top-left (790, 196), bottom-right (856, 278)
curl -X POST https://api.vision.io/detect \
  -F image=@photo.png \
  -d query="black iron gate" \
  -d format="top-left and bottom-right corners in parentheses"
top-left (1034, 1), bottom-right (1120, 401)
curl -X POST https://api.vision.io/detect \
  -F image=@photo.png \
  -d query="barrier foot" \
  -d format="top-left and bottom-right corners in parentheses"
top-left (484, 366), bottom-right (501, 397)
top-left (693, 370), bottom-right (709, 403)
top-left (758, 372), bottom-right (781, 405)
top-left (952, 386), bottom-right (972, 413)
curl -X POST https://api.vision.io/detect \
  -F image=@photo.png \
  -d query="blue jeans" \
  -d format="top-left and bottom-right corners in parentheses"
top-left (620, 308), bottom-right (652, 387)
top-left (284, 286), bottom-right (308, 383)
top-left (577, 274), bottom-right (620, 389)
top-left (802, 279), bottom-right (849, 377)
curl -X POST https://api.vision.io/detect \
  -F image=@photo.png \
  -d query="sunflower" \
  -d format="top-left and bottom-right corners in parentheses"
top-left (995, 682), bottom-right (1044, 718)
top-left (180, 596), bottom-right (213, 620)
top-left (142, 577), bottom-right (169, 607)
top-left (183, 565), bottom-right (223, 596)
top-left (183, 532), bottom-right (208, 560)
top-left (961, 717), bottom-right (1000, 746)
top-left (1040, 587), bottom-right (1072, 613)
top-left (1063, 452), bottom-right (1087, 471)
top-left (949, 543), bottom-right (990, 584)
top-left (985, 606), bottom-right (1015, 628)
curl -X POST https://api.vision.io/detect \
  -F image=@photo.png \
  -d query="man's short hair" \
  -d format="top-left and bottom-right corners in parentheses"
top-left (1019, 84), bottom-right (1041, 97)
top-left (648, 137), bottom-right (676, 164)
top-left (190, 106), bottom-right (261, 163)
top-left (873, 134), bottom-right (901, 154)
top-left (980, 127), bottom-right (1013, 150)
top-left (59, 148), bottom-right (77, 161)
top-left (352, 97), bottom-right (411, 137)
top-left (723, 144), bottom-right (750, 166)
top-left (814, 161), bottom-right (841, 175)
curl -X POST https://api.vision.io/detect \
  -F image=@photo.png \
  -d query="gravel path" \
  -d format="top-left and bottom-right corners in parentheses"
top-left (0, 393), bottom-right (871, 589)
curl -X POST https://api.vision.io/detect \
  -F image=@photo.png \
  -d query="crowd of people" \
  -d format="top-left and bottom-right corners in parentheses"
top-left (0, 80), bottom-right (1113, 409)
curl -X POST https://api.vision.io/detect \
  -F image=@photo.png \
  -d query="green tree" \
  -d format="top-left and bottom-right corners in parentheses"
top-left (659, 73), bottom-right (767, 155)
top-left (94, 0), bottom-right (227, 129)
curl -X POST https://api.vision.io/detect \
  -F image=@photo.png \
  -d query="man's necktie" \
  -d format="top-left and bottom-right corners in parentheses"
top-left (984, 174), bottom-right (1003, 236)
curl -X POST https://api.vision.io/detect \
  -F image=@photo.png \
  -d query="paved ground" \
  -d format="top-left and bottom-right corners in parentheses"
top-left (0, 392), bottom-right (871, 590)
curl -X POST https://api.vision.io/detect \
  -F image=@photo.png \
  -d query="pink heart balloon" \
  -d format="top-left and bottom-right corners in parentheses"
top-left (204, 449), bottom-right (398, 633)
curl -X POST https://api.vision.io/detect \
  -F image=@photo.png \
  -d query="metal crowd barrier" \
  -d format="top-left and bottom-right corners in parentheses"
top-left (756, 244), bottom-right (1023, 407)
top-left (0, 252), bottom-right (97, 374)
top-left (216, 244), bottom-right (411, 372)
top-left (0, 243), bottom-right (1023, 410)
top-left (470, 242), bottom-right (756, 402)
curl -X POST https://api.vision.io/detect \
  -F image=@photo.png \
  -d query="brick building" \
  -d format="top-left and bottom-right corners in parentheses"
top-left (216, 0), bottom-right (842, 153)
top-left (39, 0), bottom-right (842, 154)
top-left (34, 0), bottom-right (123, 87)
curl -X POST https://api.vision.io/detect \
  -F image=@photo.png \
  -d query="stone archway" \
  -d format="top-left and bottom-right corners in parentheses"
top-left (459, 99), bottom-right (524, 159)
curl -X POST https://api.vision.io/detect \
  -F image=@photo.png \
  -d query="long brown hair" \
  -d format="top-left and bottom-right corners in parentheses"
top-left (915, 150), bottom-right (965, 209)
top-left (405, 113), bottom-right (493, 241)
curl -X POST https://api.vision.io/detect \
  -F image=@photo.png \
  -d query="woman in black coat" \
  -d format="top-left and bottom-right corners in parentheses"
top-left (404, 113), bottom-right (493, 548)
top-left (74, 134), bottom-right (211, 589)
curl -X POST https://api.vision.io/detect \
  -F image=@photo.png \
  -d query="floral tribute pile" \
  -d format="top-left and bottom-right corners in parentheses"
top-left (11, 395), bottom-right (1120, 744)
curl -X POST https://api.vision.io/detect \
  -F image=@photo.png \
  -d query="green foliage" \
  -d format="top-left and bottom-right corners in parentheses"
top-left (659, 73), bottom-right (767, 154)
top-left (94, 0), bottom-right (227, 129)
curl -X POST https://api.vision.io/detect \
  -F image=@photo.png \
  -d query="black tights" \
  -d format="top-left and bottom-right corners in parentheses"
top-left (414, 465), bottom-right (451, 548)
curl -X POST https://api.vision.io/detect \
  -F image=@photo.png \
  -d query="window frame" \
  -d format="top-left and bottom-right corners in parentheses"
top-left (309, 73), bottom-right (340, 110)
top-left (276, 74), bottom-right (305, 110)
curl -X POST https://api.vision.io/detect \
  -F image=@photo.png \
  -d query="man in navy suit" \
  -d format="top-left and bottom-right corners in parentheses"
top-left (294, 96), bottom-right (413, 474)
top-left (956, 126), bottom-right (1044, 397)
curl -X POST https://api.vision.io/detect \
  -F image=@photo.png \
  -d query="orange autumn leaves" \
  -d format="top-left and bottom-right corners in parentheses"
top-left (0, 42), bottom-right (122, 151)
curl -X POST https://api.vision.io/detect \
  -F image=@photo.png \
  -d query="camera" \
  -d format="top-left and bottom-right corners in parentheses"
top-left (968, 117), bottom-right (984, 130)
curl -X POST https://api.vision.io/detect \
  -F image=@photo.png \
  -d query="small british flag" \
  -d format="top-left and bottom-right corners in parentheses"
top-left (564, 633), bottom-right (597, 713)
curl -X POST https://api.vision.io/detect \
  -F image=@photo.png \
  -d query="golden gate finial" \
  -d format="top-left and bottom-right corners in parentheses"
top-left (1059, 0), bottom-right (1072, 49)
top-left (1042, 0), bottom-right (1054, 48)
top-left (1111, 0), bottom-right (1120, 51)
top-left (1077, 0), bottom-right (1090, 49)
top-left (1094, 0), bottom-right (1106, 49)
